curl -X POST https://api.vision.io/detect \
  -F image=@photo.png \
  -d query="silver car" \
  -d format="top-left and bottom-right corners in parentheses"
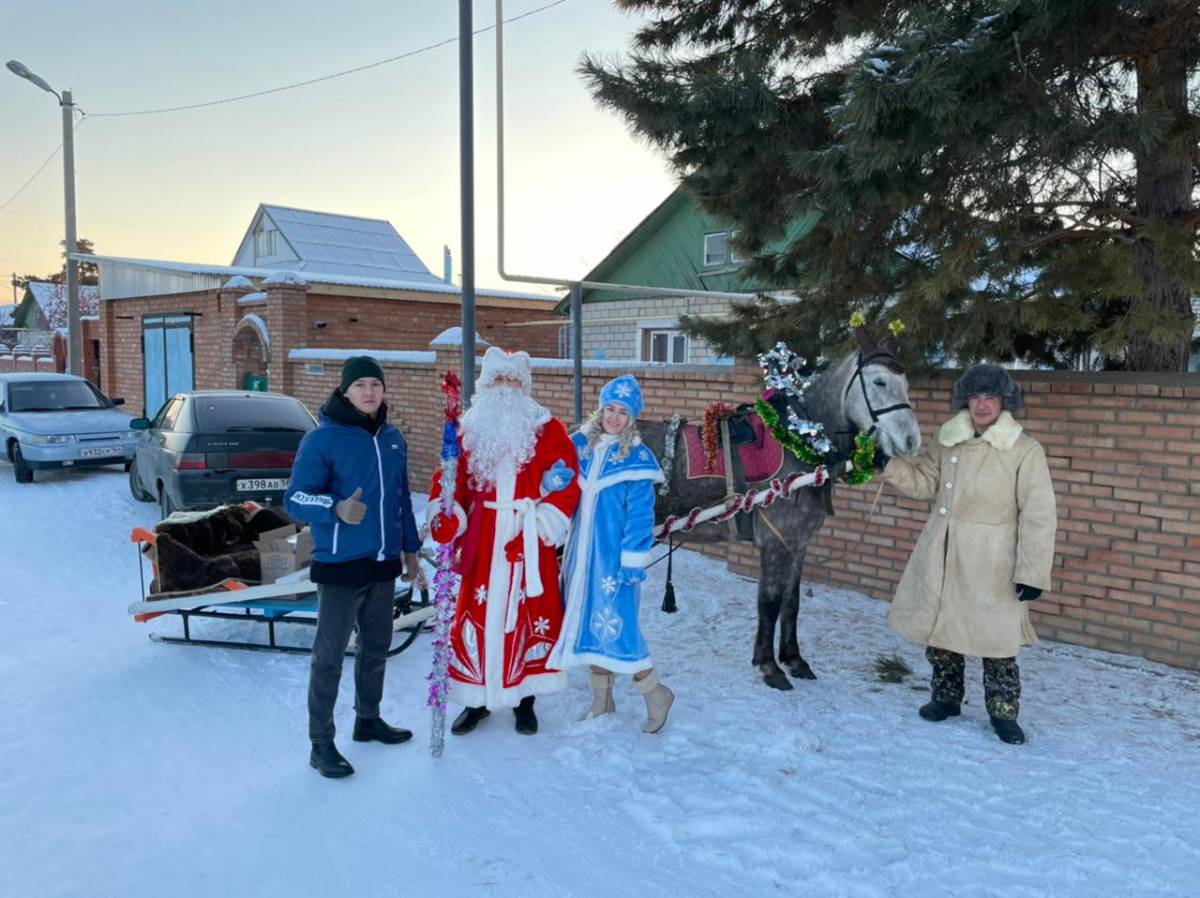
top-left (0, 373), bottom-right (140, 483)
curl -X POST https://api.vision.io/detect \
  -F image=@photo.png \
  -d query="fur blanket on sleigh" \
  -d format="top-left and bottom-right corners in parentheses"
top-left (148, 505), bottom-right (296, 594)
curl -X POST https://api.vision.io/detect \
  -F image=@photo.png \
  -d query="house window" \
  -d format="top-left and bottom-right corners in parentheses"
top-left (255, 228), bottom-right (277, 258)
top-left (730, 229), bottom-right (747, 264)
top-left (703, 231), bottom-right (727, 266)
top-left (644, 329), bottom-right (688, 364)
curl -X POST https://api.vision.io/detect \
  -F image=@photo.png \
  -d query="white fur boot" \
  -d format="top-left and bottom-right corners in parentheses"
top-left (578, 670), bottom-right (616, 720)
top-left (636, 669), bottom-right (674, 734)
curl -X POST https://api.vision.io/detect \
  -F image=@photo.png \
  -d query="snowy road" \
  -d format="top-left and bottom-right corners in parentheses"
top-left (0, 465), bottom-right (1198, 897)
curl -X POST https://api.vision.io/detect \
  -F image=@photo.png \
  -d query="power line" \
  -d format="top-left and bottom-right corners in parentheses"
top-left (0, 0), bottom-right (567, 216)
top-left (0, 115), bottom-right (87, 214)
top-left (90, 0), bottom-right (568, 118)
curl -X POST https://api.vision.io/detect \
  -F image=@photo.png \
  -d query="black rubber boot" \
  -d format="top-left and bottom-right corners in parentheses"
top-left (990, 716), bottom-right (1026, 745)
top-left (513, 696), bottom-right (538, 735)
top-left (450, 706), bottom-right (491, 735)
top-left (918, 699), bottom-right (962, 722)
top-left (353, 716), bottom-right (413, 745)
top-left (310, 741), bottom-right (355, 778)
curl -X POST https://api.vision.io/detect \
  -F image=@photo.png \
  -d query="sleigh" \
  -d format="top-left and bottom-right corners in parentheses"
top-left (126, 505), bottom-right (434, 656)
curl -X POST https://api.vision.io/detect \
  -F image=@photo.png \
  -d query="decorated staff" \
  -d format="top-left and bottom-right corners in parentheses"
top-left (427, 371), bottom-right (462, 757)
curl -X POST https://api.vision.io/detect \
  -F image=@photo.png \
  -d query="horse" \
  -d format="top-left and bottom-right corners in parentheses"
top-left (639, 329), bottom-right (922, 690)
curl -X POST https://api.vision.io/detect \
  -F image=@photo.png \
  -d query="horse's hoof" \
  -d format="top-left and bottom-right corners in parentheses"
top-left (762, 672), bottom-right (794, 691)
top-left (788, 661), bottom-right (817, 680)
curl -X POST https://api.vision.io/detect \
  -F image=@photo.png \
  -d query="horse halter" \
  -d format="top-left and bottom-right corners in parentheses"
top-left (843, 351), bottom-right (912, 437)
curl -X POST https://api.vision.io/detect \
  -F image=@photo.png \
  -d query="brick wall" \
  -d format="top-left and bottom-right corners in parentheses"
top-left (287, 354), bottom-right (1200, 672)
top-left (581, 294), bottom-right (735, 362)
top-left (303, 292), bottom-right (560, 358)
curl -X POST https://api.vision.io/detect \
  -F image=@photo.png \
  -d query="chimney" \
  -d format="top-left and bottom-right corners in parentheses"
top-left (443, 245), bottom-right (453, 285)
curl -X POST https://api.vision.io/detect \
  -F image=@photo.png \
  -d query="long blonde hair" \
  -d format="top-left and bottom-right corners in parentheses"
top-left (581, 409), bottom-right (640, 461)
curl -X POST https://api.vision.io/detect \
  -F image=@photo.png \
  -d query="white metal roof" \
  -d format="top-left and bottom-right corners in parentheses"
top-left (78, 253), bottom-right (559, 304)
top-left (236, 204), bottom-right (443, 283)
top-left (0, 303), bottom-right (16, 326)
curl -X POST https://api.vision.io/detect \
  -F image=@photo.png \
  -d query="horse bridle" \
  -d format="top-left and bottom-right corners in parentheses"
top-left (842, 351), bottom-right (912, 438)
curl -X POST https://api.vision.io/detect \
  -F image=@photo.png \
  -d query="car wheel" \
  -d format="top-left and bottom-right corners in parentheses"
top-left (123, 459), bottom-right (133, 473)
top-left (159, 486), bottom-right (176, 519)
top-left (129, 461), bottom-right (153, 502)
top-left (12, 444), bottom-right (33, 484)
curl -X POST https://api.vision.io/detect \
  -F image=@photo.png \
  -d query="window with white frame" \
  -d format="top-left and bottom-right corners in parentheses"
top-left (730, 229), bottom-right (747, 264)
top-left (255, 228), bottom-right (277, 258)
top-left (644, 328), bottom-right (689, 364)
top-left (703, 231), bottom-right (727, 266)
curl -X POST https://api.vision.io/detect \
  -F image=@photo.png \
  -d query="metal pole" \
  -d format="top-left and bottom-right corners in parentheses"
top-left (570, 282), bottom-right (582, 425)
top-left (458, 0), bottom-right (476, 406)
top-left (61, 89), bottom-right (81, 377)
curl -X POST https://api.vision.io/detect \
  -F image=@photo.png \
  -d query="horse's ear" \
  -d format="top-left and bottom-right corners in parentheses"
top-left (852, 325), bottom-right (877, 355)
top-left (881, 334), bottom-right (899, 356)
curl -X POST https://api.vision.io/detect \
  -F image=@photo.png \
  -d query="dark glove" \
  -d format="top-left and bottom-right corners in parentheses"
top-left (1015, 583), bottom-right (1042, 602)
top-left (873, 447), bottom-right (891, 471)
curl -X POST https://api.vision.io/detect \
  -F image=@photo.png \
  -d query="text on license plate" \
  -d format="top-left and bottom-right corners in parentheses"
top-left (79, 447), bottom-right (123, 458)
top-left (237, 478), bottom-right (288, 491)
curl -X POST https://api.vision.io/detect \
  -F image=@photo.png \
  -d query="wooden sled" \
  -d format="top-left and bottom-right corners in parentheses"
top-left (128, 525), bottom-right (434, 656)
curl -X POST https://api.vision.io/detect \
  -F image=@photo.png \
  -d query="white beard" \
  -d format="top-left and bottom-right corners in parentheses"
top-left (461, 387), bottom-right (549, 490)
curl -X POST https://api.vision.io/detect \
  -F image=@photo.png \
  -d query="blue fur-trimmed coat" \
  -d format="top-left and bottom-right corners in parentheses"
top-left (549, 431), bottom-right (664, 674)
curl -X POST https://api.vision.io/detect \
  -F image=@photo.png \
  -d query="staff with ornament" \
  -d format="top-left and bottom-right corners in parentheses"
top-left (427, 348), bottom-right (581, 736)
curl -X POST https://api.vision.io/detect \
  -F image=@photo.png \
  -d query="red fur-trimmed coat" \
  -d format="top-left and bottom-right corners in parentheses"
top-left (429, 416), bottom-right (580, 709)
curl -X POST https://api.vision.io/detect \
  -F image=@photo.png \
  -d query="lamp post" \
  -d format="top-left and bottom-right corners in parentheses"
top-left (7, 59), bottom-right (82, 376)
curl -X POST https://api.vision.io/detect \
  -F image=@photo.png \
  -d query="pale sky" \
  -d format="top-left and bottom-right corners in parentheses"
top-left (0, 0), bottom-right (676, 302)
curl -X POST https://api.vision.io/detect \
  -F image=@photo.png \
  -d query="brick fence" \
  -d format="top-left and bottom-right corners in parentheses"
top-left (289, 347), bottom-right (1200, 672)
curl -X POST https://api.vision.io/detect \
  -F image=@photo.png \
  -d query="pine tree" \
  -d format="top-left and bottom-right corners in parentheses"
top-left (583, 1), bottom-right (1199, 371)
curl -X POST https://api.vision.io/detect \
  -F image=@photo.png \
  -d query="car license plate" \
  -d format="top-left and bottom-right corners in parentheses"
top-left (79, 447), bottom-right (123, 459)
top-left (237, 477), bottom-right (288, 492)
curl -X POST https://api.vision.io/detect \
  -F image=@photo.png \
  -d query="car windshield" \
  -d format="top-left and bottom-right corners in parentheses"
top-left (8, 380), bottom-right (108, 412)
top-left (194, 396), bottom-right (315, 433)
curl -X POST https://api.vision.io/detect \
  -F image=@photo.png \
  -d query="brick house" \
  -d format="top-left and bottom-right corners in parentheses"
top-left (83, 205), bottom-right (562, 416)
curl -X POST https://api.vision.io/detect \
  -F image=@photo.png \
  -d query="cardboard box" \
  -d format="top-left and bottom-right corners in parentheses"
top-left (255, 524), bottom-right (312, 583)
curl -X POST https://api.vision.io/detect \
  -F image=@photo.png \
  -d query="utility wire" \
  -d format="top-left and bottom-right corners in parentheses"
top-left (1, 0), bottom-right (567, 213)
top-left (0, 115), bottom-right (87, 214)
top-left (90, 0), bottom-right (568, 118)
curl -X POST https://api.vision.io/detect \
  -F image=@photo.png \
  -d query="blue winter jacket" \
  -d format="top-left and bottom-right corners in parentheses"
top-left (285, 392), bottom-right (421, 565)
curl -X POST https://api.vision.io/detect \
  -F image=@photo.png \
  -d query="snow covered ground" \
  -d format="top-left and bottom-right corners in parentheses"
top-left (1, 465), bottom-right (1198, 898)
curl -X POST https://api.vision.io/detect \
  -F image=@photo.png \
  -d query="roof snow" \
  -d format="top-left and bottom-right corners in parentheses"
top-left (0, 304), bottom-right (16, 326)
top-left (222, 275), bottom-right (254, 289)
top-left (430, 327), bottom-right (491, 348)
top-left (25, 282), bottom-right (101, 332)
top-left (262, 270), bottom-right (307, 287)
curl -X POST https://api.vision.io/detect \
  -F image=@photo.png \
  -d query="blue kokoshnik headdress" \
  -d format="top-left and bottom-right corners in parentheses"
top-left (599, 374), bottom-right (644, 419)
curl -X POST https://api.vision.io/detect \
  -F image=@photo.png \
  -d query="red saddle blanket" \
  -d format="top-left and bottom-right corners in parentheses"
top-left (682, 413), bottom-right (785, 484)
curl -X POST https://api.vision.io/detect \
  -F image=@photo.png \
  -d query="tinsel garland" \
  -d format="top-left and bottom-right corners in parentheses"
top-left (427, 371), bottom-right (462, 758)
top-left (754, 338), bottom-right (878, 486)
top-left (700, 402), bottom-right (734, 472)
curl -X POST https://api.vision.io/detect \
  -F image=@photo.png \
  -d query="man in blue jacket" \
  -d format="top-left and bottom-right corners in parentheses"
top-left (286, 356), bottom-right (423, 778)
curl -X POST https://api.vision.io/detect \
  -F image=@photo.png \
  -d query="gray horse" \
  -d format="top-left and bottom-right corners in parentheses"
top-left (641, 331), bottom-right (922, 690)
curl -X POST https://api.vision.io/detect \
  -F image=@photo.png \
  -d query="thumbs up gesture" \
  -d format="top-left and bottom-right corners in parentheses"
top-left (540, 459), bottom-right (574, 495)
top-left (336, 487), bottom-right (367, 525)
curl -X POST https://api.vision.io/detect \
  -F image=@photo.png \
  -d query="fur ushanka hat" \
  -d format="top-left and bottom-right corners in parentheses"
top-left (952, 363), bottom-right (1023, 413)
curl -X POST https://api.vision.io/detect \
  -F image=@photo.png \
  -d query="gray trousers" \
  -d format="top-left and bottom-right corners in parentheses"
top-left (308, 579), bottom-right (395, 744)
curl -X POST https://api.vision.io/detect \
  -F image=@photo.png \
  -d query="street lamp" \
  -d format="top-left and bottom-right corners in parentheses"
top-left (7, 59), bottom-right (83, 377)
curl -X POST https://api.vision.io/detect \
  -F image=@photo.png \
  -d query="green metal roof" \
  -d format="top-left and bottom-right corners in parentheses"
top-left (554, 188), bottom-right (816, 314)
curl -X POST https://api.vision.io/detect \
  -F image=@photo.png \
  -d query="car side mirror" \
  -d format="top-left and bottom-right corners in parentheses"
top-left (110, 397), bottom-right (125, 407)
top-left (130, 417), bottom-right (151, 430)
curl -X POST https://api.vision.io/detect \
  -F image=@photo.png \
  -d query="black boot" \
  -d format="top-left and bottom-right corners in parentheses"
top-left (990, 716), bottom-right (1026, 745)
top-left (513, 696), bottom-right (538, 735)
top-left (353, 716), bottom-right (413, 745)
top-left (450, 706), bottom-right (491, 735)
top-left (918, 699), bottom-right (962, 722)
top-left (310, 742), bottom-right (355, 778)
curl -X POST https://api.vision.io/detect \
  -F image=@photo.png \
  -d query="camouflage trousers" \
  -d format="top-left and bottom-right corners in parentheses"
top-left (925, 647), bottom-right (1021, 721)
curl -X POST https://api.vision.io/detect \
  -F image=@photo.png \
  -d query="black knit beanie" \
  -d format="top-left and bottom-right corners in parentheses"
top-left (339, 355), bottom-right (385, 393)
